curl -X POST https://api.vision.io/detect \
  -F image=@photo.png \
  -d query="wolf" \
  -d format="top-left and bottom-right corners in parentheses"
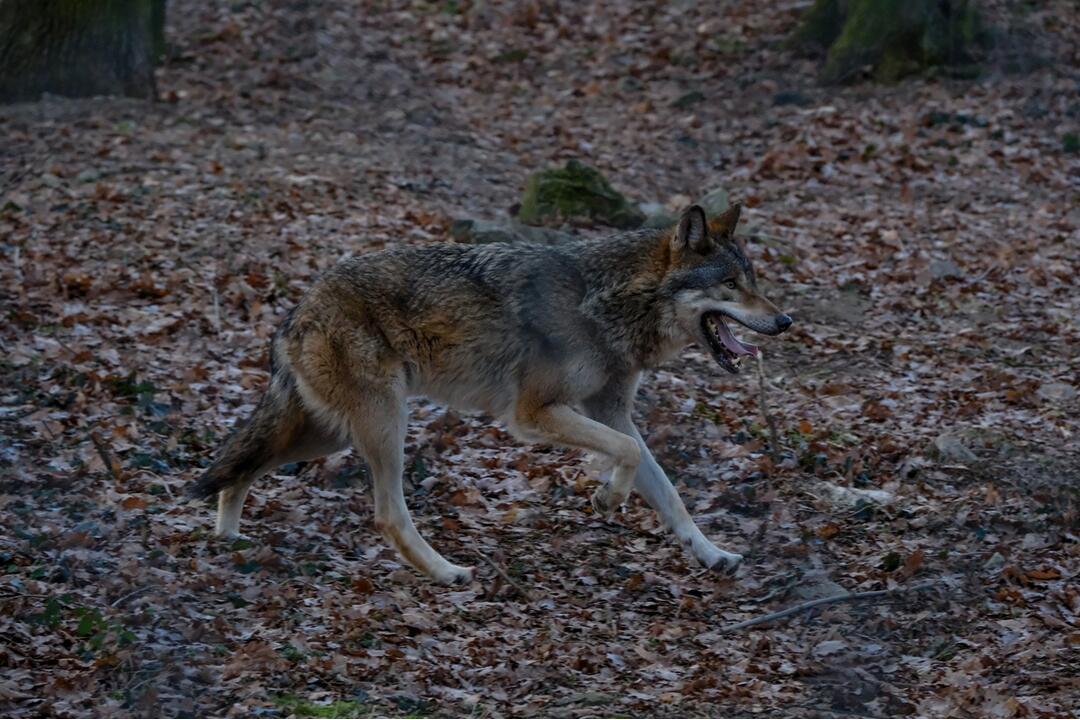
top-left (187, 203), bottom-right (792, 584)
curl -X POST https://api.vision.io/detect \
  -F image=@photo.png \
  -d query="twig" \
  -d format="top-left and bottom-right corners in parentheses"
top-left (140, 469), bottom-right (176, 500)
top-left (0, 592), bottom-right (51, 600)
top-left (110, 585), bottom-right (151, 608)
top-left (90, 430), bottom-right (123, 482)
top-left (473, 550), bottom-right (533, 601)
top-left (755, 353), bottom-right (781, 462)
top-left (718, 580), bottom-right (939, 633)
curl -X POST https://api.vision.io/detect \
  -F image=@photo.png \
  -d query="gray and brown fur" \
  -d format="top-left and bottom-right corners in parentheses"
top-left (188, 203), bottom-right (791, 584)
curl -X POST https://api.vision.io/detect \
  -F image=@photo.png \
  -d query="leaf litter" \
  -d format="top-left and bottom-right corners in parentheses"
top-left (1, 0), bottom-right (1078, 717)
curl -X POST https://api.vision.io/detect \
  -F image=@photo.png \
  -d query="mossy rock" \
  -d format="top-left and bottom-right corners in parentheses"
top-left (518, 160), bottom-right (645, 229)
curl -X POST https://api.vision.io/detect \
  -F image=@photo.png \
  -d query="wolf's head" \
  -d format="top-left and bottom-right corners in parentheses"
top-left (665, 204), bottom-right (792, 373)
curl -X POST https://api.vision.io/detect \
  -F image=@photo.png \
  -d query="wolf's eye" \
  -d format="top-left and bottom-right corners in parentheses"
top-left (724, 280), bottom-right (737, 290)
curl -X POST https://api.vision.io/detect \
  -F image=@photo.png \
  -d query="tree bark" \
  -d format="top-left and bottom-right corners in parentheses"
top-left (794, 0), bottom-right (988, 83)
top-left (0, 0), bottom-right (165, 103)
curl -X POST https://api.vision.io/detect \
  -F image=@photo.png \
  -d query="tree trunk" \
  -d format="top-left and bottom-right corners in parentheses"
top-left (794, 0), bottom-right (988, 83)
top-left (0, 0), bottom-right (166, 103)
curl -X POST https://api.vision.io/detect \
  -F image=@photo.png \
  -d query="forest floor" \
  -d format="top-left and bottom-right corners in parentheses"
top-left (1, 1), bottom-right (1078, 717)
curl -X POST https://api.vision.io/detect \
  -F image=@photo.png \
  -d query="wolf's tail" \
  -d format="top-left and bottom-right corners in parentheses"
top-left (185, 374), bottom-right (294, 501)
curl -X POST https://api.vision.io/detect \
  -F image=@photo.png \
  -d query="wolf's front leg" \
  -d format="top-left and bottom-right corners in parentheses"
top-left (632, 431), bottom-right (743, 573)
top-left (600, 414), bottom-right (743, 573)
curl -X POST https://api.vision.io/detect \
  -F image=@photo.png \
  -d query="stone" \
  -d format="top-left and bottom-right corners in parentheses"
top-left (449, 219), bottom-right (518, 245)
top-left (929, 257), bottom-right (963, 280)
top-left (449, 219), bottom-right (574, 245)
top-left (929, 433), bottom-right (977, 463)
top-left (792, 572), bottom-right (849, 601)
top-left (518, 160), bottom-right (645, 229)
top-left (639, 201), bottom-right (679, 229)
top-left (696, 186), bottom-right (730, 218)
top-left (1036, 382), bottom-right (1077, 403)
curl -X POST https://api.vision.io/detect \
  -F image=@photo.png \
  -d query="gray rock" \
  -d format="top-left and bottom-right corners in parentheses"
top-left (449, 219), bottom-right (518, 245)
top-left (930, 257), bottom-right (963, 280)
top-left (513, 223), bottom-right (575, 245)
top-left (449, 219), bottom-right (574, 245)
top-left (639, 201), bottom-right (678, 229)
top-left (697, 187), bottom-right (729, 218)
top-left (1036, 382), bottom-right (1077, 403)
top-left (792, 573), bottom-right (848, 601)
top-left (929, 433), bottom-right (977, 463)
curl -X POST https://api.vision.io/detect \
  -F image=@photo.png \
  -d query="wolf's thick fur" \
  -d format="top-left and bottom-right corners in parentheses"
top-left (189, 204), bottom-right (791, 584)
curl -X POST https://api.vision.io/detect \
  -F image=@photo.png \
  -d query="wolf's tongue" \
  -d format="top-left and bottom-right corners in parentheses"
top-left (715, 318), bottom-right (760, 357)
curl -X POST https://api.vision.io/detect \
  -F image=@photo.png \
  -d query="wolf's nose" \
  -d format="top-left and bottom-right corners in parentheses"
top-left (776, 314), bottom-right (792, 332)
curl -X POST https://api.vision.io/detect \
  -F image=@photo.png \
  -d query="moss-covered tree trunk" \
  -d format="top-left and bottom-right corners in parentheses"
top-left (0, 0), bottom-right (166, 103)
top-left (795, 0), bottom-right (988, 83)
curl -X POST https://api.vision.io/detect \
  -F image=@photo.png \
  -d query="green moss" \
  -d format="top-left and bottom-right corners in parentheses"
top-left (518, 160), bottom-right (645, 229)
top-left (273, 695), bottom-right (370, 718)
top-left (803, 0), bottom-right (990, 84)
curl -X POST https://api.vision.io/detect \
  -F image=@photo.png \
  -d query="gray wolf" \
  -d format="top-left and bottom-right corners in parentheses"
top-left (187, 203), bottom-right (792, 584)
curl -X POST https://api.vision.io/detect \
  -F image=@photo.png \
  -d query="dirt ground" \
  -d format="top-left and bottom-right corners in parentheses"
top-left (1, 1), bottom-right (1078, 717)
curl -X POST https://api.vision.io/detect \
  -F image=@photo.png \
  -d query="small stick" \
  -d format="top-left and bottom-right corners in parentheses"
top-left (90, 430), bottom-right (123, 481)
top-left (473, 550), bottom-right (533, 601)
top-left (755, 353), bottom-right (781, 462)
top-left (718, 581), bottom-right (939, 633)
top-left (110, 585), bottom-right (150, 608)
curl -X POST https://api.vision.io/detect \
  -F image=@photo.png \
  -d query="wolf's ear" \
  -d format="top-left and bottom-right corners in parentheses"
top-left (673, 205), bottom-right (712, 254)
top-left (707, 202), bottom-right (742, 240)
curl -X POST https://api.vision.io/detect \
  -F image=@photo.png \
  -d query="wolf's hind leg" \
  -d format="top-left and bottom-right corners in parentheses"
top-left (513, 402), bottom-right (641, 515)
top-left (214, 406), bottom-right (347, 538)
top-left (351, 387), bottom-right (474, 585)
top-left (216, 482), bottom-right (254, 537)
top-left (193, 372), bottom-right (348, 538)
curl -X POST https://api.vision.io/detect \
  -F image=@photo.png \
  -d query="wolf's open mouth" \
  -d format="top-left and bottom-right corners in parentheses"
top-left (701, 312), bottom-right (759, 374)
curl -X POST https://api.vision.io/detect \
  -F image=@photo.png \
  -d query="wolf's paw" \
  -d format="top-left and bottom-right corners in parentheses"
top-left (432, 563), bottom-right (475, 586)
top-left (591, 485), bottom-right (629, 517)
top-left (699, 548), bottom-right (743, 576)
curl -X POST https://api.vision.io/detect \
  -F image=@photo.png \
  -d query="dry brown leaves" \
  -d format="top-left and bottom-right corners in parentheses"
top-left (1, 0), bottom-right (1077, 717)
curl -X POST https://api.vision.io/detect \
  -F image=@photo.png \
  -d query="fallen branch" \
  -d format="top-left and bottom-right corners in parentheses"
top-left (90, 430), bottom-right (122, 482)
top-left (474, 550), bottom-right (533, 601)
top-left (718, 581), bottom-right (939, 633)
top-left (755, 353), bottom-right (781, 462)
top-left (110, 585), bottom-right (151, 608)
